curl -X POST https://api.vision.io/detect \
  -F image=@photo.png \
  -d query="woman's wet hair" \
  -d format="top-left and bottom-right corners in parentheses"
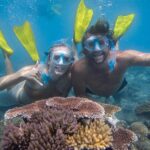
top-left (50, 43), bottom-right (71, 52)
top-left (82, 19), bottom-right (116, 49)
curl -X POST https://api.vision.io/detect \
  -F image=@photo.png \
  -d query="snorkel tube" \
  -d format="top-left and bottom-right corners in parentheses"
top-left (108, 13), bottom-right (135, 72)
top-left (38, 52), bottom-right (52, 85)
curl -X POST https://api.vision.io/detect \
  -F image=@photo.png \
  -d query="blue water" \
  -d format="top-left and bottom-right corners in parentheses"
top-left (0, 0), bottom-right (150, 72)
top-left (0, 0), bottom-right (150, 114)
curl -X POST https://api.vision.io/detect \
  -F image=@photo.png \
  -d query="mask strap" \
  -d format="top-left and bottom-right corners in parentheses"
top-left (107, 39), bottom-right (117, 72)
top-left (39, 53), bottom-right (53, 85)
top-left (40, 73), bottom-right (52, 85)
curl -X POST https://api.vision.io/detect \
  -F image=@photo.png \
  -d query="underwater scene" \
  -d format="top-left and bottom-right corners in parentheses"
top-left (0, 0), bottom-right (150, 149)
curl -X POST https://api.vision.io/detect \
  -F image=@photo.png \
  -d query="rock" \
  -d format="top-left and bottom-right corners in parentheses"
top-left (130, 122), bottom-right (149, 137)
top-left (136, 139), bottom-right (150, 150)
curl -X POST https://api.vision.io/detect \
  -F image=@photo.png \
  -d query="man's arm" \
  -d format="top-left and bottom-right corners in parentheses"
top-left (119, 50), bottom-right (150, 67)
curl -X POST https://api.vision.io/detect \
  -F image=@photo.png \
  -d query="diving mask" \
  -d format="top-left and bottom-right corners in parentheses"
top-left (84, 35), bottom-right (109, 52)
top-left (50, 49), bottom-right (74, 66)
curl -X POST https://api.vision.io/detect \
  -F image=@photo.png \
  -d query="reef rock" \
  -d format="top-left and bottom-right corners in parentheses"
top-left (135, 102), bottom-right (150, 118)
top-left (136, 139), bottom-right (150, 150)
top-left (130, 122), bottom-right (149, 137)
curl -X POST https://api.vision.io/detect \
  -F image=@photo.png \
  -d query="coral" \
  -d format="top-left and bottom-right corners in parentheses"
top-left (4, 100), bottom-right (46, 120)
top-left (136, 139), bottom-right (150, 150)
top-left (2, 124), bottom-right (31, 150)
top-left (46, 97), bottom-right (83, 109)
top-left (66, 119), bottom-right (113, 150)
top-left (2, 107), bottom-right (78, 150)
top-left (2, 97), bottom-right (139, 150)
top-left (5, 97), bottom-right (105, 120)
top-left (46, 97), bottom-right (105, 119)
top-left (130, 122), bottom-right (149, 137)
top-left (135, 102), bottom-right (150, 117)
top-left (112, 128), bottom-right (137, 150)
top-left (99, 103), bottom-right (121, 117)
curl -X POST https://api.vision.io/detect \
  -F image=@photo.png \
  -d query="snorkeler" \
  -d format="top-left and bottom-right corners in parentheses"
top-left (71, 19), bottom-right (150, 99)
top-left (0, 43), bottom-right (74, 105)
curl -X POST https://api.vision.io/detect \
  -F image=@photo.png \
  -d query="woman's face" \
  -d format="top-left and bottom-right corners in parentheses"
top-left (47, 46), bottom-right (74, 79)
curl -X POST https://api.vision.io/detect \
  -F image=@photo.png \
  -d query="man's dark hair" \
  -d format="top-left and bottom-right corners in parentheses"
top-left (82, 19), bottom-right (116, 49)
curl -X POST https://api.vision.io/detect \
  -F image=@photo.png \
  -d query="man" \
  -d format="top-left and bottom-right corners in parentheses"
top-left (0, 43), bottom-right (74, 105)
top-left (71, 20), bottom-right (150, 99)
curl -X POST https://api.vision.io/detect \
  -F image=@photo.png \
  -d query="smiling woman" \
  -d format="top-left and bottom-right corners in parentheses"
top-left (0, 42), bottom-right (74, 109)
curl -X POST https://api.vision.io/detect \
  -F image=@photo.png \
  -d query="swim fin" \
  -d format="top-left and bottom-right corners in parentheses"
top-left (13, 21), bottom-right (39, 62)
top-left (0, 31), bottom-right (13, 55)
top-left (113, 14), bottom-right (135, 40)
top-left (74, 0), bottom-right (93, 43)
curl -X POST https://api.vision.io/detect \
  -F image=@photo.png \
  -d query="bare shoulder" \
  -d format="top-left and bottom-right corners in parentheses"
top-left (71, 58), bottom-right (88, 73)
top-left (116, 50), bottom-right (133, 62)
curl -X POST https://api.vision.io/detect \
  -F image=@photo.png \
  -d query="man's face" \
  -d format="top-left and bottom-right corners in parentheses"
top-left (84, 35), bottom-right (110, 64)
top-left (48, 46), bottom-right (73, 78)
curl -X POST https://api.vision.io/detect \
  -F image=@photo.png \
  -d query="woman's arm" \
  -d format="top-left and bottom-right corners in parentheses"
top-left (0, 65), bottom-right (40, 90)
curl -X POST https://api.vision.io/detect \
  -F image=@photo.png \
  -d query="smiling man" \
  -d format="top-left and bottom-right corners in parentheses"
top-left (0, 43), bottom-right (74, 105)
top-left (71, 19), bottom-right (150, 99)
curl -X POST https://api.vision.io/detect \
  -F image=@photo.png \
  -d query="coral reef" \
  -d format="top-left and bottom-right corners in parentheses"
top-left (5, 97), bottom-right (105, 120)
top-left (46, 97), bottom-right (105, 119)
top-left (112, 128), bottom-right (137, 150)
top-left (135, 139), bottom-right (150, 150)
top-left (2, 97), bottom-right (138, 150)
top-left (4, 100), bottom-right (46, 120)
top-left (130, 122), bottom-right (149, 137)
top-left (99, 102), bottom-right (121, 117)
top-left (66, 119), bottom-right (113, 150)
top-left (2, 124), bottom-right (30, 150)
top-left (2, 107), bottom-right (78, 150)
top-left (135, 102), bottom-right (150, 118)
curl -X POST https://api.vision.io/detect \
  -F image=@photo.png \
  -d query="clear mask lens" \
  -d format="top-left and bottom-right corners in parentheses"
top-left (52, 53), bottom-right (73, 65)
top-left (84, 36), bottom-right (109, 52)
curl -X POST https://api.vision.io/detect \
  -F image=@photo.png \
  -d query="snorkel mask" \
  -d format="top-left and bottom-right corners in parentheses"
top-left (84, 35), bottom-right (116, 71)
top-left (84, 35), bottom-right (109, 52)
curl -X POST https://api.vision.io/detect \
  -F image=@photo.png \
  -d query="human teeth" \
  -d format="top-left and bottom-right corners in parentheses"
top-left (96, 55), bottom-right (103, 59)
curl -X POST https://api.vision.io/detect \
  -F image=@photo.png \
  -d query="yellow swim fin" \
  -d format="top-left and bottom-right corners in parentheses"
top-left (0, 31), bottom-right (13, 55)
top-left (113, 14), bottom-right (135, 40)
top-left (13, 21), bottom-right (39, 62)
top-left (74, 0), bottom-right (93, 43)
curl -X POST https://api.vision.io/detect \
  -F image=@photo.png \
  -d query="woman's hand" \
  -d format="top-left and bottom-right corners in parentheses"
top-left (18, 64), bottom-right (43, 86)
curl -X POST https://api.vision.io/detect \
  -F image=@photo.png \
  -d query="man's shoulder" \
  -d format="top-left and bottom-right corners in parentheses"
top-left (115, 50), bottom-right (131, 59)
top-left (72, 58), bottom-right (88, 72)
